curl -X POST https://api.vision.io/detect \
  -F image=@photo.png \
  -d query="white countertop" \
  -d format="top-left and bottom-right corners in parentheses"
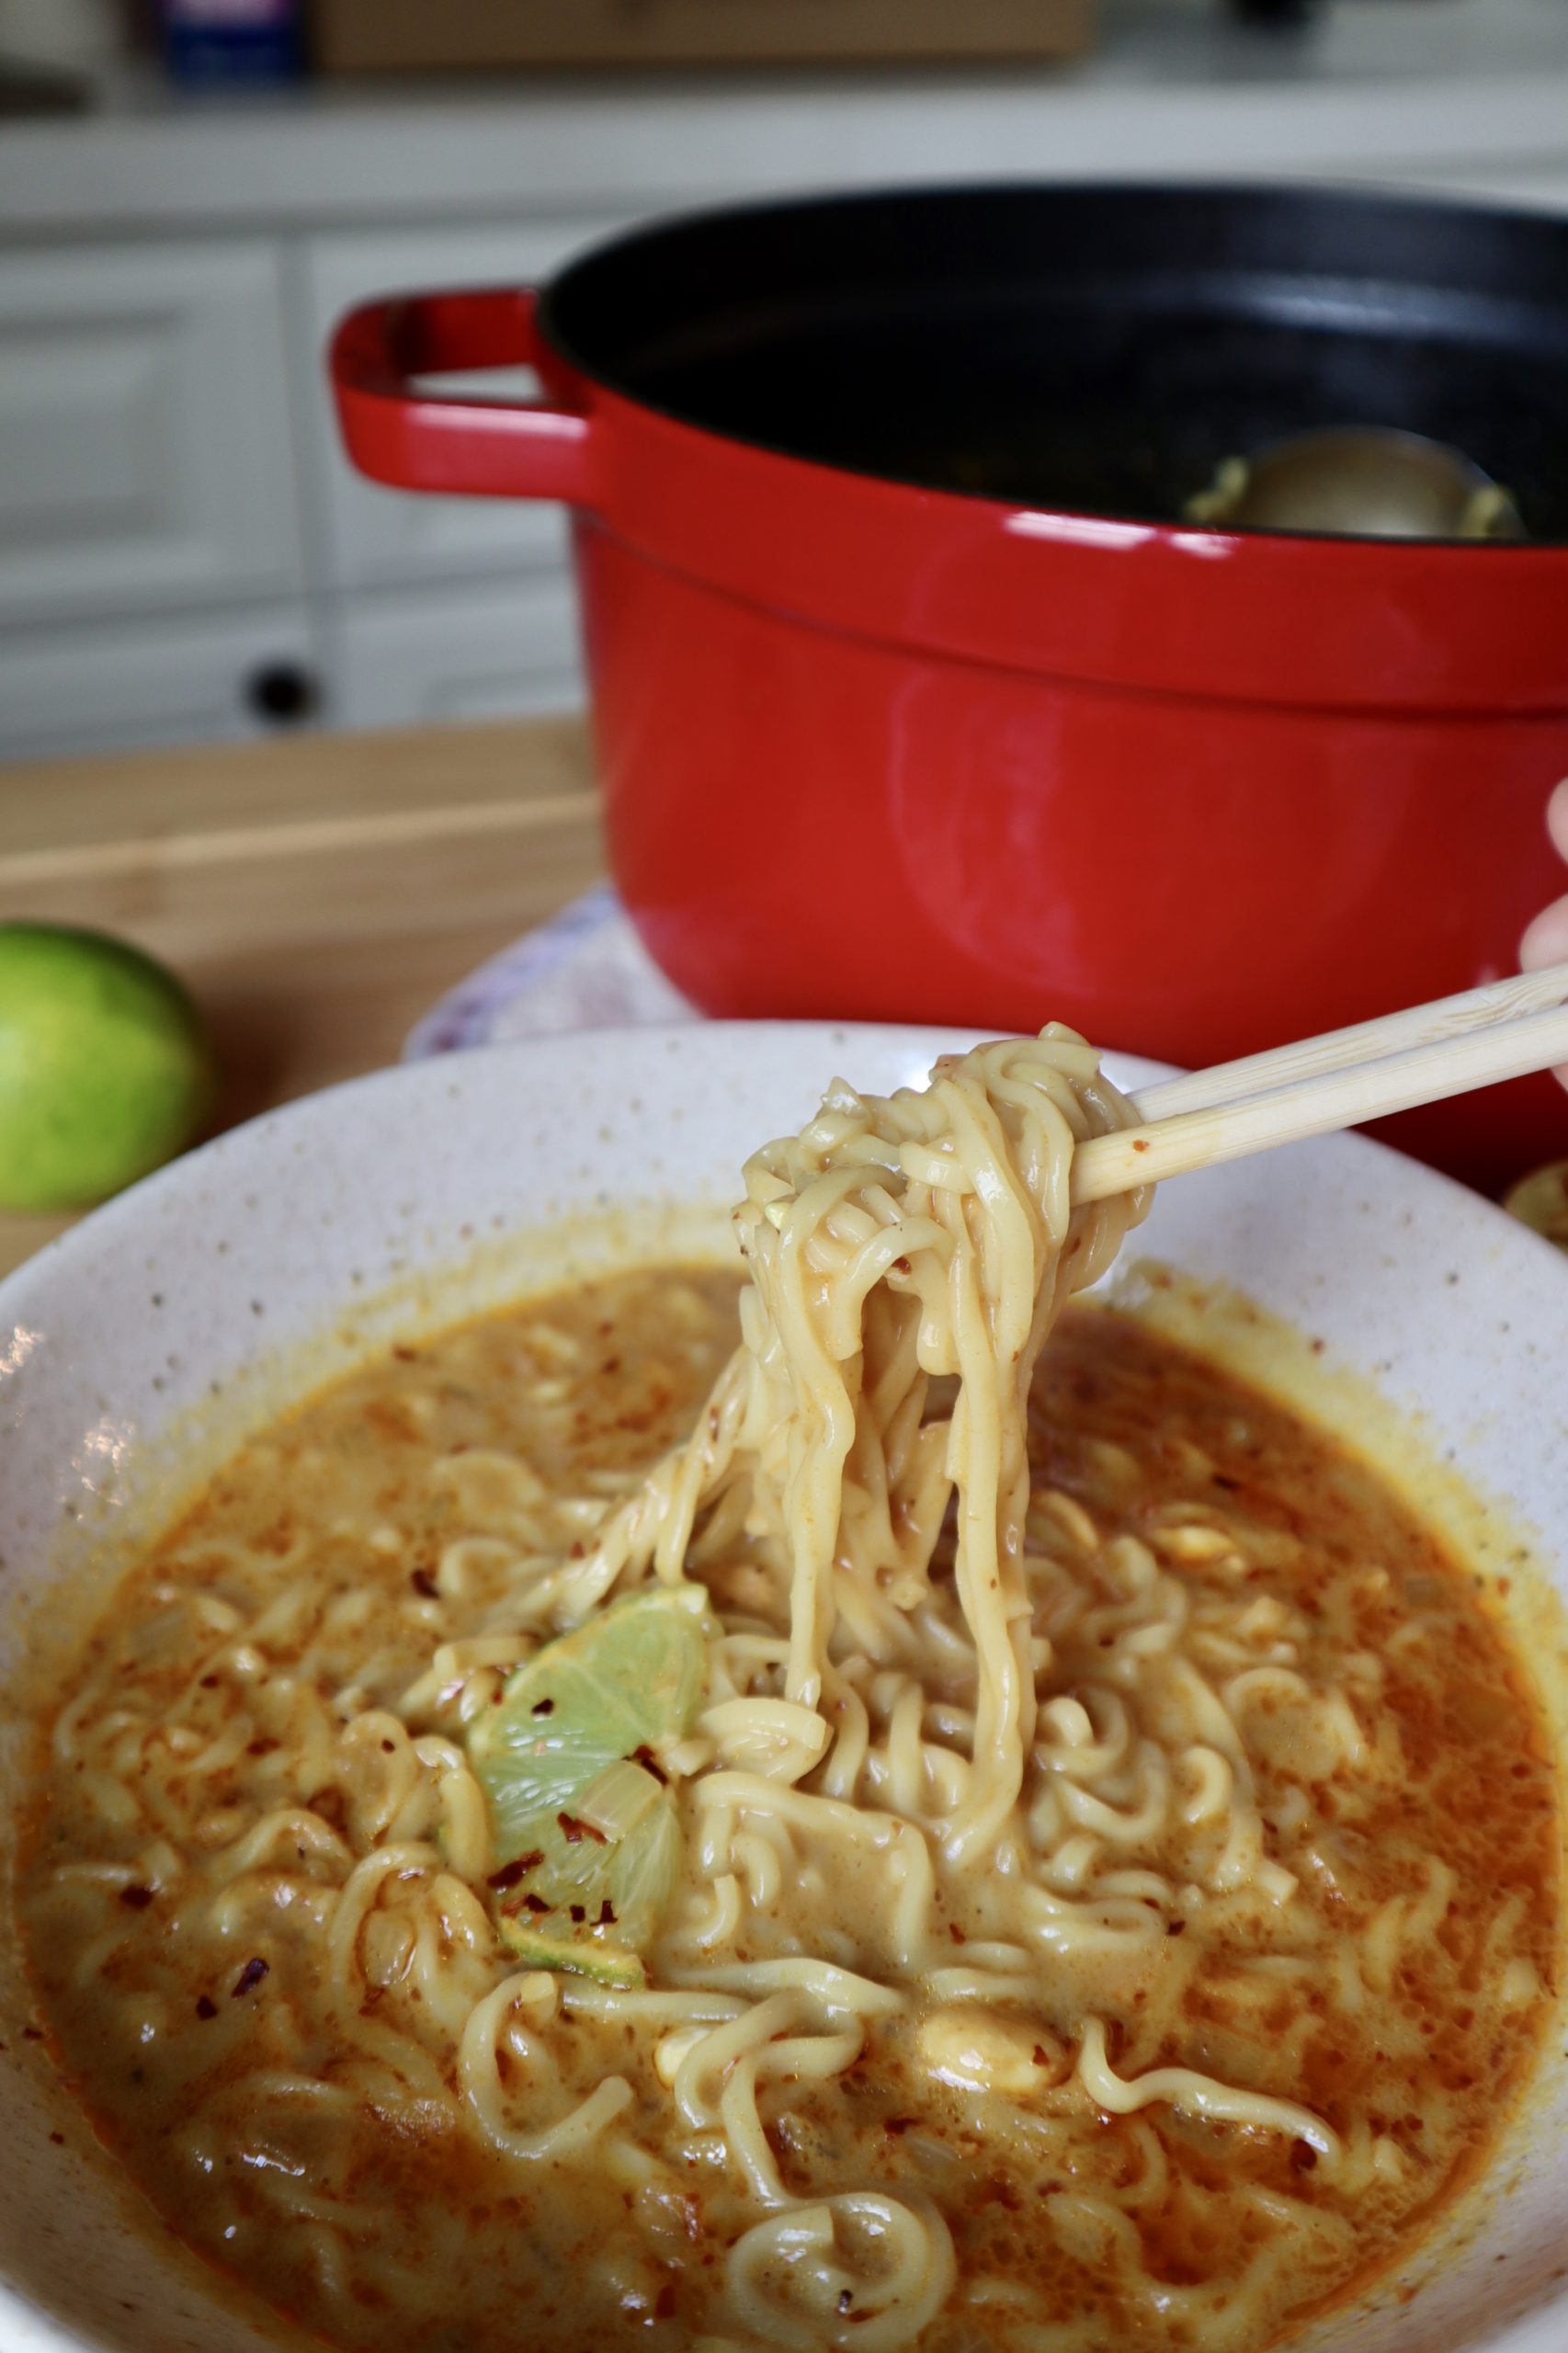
top-left (4, 0), bottom-right (1568, 237)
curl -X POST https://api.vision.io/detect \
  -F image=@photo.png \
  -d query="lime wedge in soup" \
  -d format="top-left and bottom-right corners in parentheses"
top-left (0, 923), bottom-right (214, 1212)
top-left (466, 1584), bottom-right (710, 1982)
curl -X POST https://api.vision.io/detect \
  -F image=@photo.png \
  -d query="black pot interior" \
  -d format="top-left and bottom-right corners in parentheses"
top-left (541, 184), bottom-right (1568, 540)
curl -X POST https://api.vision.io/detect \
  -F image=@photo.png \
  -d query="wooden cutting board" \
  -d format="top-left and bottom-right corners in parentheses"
top-left (0, 717), bottom-right (604, 1279)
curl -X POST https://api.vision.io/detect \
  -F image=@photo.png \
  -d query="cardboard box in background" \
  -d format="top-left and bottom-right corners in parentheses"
top-left (309, 0), bottom-right (1094, 74)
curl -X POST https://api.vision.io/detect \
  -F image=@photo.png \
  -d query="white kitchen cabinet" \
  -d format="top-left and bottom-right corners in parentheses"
top-left (329, 575), bottom-right (582, 729)
top-left (0, 240), bottom-right (302, 633)
top-left (0, 606), bottom-right (320, 761)
top-left (303, 219), bottom-right (626, 595)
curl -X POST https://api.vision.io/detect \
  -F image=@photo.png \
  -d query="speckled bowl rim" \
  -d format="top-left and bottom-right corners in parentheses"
top-left (0, 1020), bottom-right (1565, 2353)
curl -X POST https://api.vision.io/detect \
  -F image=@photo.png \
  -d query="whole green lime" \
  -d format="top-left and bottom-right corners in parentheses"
top-left (0, 924), bottom-right (215, 1213)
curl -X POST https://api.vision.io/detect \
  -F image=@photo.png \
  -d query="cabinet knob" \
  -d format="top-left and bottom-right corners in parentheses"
top-left (246, 661), bottom-right (319, 726)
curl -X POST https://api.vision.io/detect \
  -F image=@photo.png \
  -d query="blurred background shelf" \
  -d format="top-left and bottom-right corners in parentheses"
top-left (310, 0), bottom-right (1095, 72)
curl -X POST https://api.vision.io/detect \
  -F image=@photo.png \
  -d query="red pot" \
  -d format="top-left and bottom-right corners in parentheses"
top-left (331, 185), bottom-right (1568, 1191)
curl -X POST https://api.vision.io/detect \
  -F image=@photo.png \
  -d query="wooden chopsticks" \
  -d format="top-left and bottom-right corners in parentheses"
top-left (1071, 961), bottom-right (1568, 1206)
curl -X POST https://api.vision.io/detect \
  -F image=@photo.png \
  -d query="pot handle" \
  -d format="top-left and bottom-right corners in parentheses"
top-left (330, 288), bottom-right (596, 506)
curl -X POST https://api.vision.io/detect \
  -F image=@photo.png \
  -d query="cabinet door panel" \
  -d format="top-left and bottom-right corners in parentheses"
top-left (0, 242), bottom-right (303, 628)
top-left (306, 219), bottom-right (627, 591)
top-left (0, 608), bottom-right (319, 763)
top-left (332, 577), bottom-right (582, 728)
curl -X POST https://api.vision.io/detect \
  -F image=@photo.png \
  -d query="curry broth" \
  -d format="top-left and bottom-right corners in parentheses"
top-left (17, 1270), bottom-right (1560, 2352)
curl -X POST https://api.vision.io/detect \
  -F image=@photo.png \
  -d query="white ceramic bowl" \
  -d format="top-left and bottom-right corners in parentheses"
top-left (2, 1023), bottom-right (1566, 2353)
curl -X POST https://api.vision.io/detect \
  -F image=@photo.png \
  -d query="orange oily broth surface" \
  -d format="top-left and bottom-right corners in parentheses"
top-left (17, 1268), bottom-right (1561, 2353)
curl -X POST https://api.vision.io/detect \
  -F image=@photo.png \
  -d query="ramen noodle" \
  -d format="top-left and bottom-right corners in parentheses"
top-left (17, 1029), bottom-right (1561, 2351)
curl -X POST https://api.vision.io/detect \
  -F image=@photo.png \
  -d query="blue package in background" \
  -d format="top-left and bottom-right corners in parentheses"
top-left (160, 0), bottom-right (302, 86)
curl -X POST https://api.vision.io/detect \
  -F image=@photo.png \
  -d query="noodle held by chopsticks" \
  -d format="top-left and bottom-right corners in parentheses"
top-left (547, 1026), bottom-right (1150, 1864)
